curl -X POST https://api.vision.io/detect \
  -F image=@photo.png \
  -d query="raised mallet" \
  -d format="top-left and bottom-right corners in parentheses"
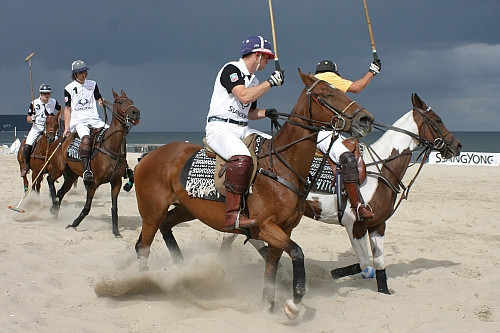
top-left (362, 0), bottom-right (379, 61)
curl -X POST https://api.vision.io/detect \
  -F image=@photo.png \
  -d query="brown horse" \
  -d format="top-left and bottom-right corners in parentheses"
top-left (46, 90), bottom-right (140, 237)
top-left (17, 110), bottom-right (60, 193)
top-left (302, 93), bottom-right (462, 293)
top-left (133, 69), bottom-right (374, 319)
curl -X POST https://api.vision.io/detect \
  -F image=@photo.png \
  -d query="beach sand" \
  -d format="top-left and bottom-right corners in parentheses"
top-left (0, 152), bottom-right (499, 332)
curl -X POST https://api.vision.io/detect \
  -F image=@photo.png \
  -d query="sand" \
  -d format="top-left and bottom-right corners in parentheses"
top-left (0, 152), bottom-right (499, 332)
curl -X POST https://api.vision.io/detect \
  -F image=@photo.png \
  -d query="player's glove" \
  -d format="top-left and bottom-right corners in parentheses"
top-left (265, 108), bottom-right (279, 120)
top-left (30, 115), bottom-right (37, 122)
top-left (369, 59), bottom-right (381, 75)
top-left (267, 70), bottom-right (285, 87)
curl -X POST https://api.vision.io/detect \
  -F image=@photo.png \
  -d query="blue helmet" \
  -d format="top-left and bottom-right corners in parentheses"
top-left (241, 36), bottom-right (275, 59)
top-left (39, 84), bottom-right (51, 93)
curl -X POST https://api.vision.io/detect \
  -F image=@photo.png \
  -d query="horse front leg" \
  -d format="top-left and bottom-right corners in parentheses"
top-left (369, 230), bottom-right (390, 294)
top-left (67, 185), bottom-right (95, 230)
top-left (331, 221), bottom-right (371, 279)
top-left (22, 174), bottom-right (29, 193)
top-left (110, 180), bottom-right (122, 238)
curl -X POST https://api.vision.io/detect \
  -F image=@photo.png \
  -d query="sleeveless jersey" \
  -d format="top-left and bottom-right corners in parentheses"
top-left (28, 97), bottom-right (61, 127)
top-left (64, 79), bottom-right (101, 129)
top-left (207, 58), bottom-right (258, 123)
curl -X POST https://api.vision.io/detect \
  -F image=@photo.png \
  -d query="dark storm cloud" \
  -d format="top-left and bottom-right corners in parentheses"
top-left (2, 0), bottom-right (499, 132)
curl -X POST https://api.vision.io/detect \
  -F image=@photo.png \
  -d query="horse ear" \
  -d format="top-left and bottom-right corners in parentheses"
top-left (298, 68), bottom-right (314, 87)
top-left (411, 93), bottom-right (427, 110)
top-left (121, 89), bottom-right (126, 97)
top-left (112, 89), bottom-right (118, 99)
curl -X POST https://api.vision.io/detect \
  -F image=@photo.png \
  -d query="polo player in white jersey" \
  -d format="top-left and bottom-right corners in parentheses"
top-left (63, 60), bottom-right (108, 183)
top-left (21, 84), bottom-right (62, 177)
top-left (205, 35), bottom-right (284, 230)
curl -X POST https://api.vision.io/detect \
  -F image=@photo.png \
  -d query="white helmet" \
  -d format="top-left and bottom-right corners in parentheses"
top-left (71, 60), bottom-right (89, 74)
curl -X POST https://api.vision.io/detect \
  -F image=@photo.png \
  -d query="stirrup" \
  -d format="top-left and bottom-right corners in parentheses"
top-left (83, 170), bottom-right (94, 182)
top-left (225, 211), bottom-right (257, 231)
top-left (354, 203), bottom-right (374, 221)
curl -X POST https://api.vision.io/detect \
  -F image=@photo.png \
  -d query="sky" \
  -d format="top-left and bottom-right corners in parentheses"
top-left (1, 0), bottom-right (499, 133)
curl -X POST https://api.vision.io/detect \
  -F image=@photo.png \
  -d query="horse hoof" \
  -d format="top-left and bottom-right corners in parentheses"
top-left (50, 206), bottom-right (59, 215)
top-left (284, 299), bottom-right (305, 320)
top-left (114, 233), bottom-right (123, 238)
top-left (66, 225), bottom-right (77, 230)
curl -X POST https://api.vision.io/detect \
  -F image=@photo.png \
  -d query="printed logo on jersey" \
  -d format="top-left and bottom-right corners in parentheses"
top-left (229, 73), bottom-right (239, 83)
top-left (78, 98), bottom-right (89, 105)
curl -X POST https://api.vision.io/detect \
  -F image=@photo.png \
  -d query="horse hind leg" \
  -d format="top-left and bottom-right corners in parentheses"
top-left (158, 205), bottom-right (191, 264)
top-left (67, 185), bottom-right (96, 230)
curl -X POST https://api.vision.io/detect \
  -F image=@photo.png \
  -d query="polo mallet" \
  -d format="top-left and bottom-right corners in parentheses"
top-left (267, 0), bottom-right (281, 71)
top-left (8, 137), bottom-right (66, 213)
top-left (362, 0), bottom-right (379, 61)
top-left (24, 52), bottom-right (36, 113)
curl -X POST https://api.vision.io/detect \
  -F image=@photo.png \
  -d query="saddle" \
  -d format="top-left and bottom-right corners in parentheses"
top-left (180, 134), bottom-right (263, 201)
top-left (310, 137), bottom-right (366, 193)
top-left (66, 128), bottom-right (106, 162)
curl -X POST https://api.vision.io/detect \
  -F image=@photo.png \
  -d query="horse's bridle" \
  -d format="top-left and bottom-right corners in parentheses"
top-left (363, 106), bottom-right (455, 217)
top-left (257, 80), bottom-right (366, 203)
top-left (104, 97), bottom-right (139, 127)
top-left (305, 79), bottom-right (366, 132)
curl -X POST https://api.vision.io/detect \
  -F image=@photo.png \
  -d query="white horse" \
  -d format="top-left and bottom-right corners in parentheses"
top-left (222, 93), bottom-right (462, 294)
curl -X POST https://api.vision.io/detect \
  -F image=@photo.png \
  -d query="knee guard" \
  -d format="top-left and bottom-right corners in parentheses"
top-left (79, 135), bottom-right (92, 158)
top-left (339, 152), bottom-right (359, 183)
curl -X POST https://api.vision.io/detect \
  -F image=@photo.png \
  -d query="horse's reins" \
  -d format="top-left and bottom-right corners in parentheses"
top-left (361, 106), bottom-right (452, 218)
top-left (257, 79), bottom-right (363, 201)
top-left (93, 97), bottom-right (138, 173)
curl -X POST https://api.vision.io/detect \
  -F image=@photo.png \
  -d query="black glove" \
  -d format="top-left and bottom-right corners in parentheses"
top-left (267, 70), bottom-right (285, 87)
top-left (369, 59), bottom-right (381, 75)
top-left (265, 108), bottom-right (279, 120)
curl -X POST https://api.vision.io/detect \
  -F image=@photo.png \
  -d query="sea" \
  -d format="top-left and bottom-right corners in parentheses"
top-left (1, 130), bottom-right (499, 154)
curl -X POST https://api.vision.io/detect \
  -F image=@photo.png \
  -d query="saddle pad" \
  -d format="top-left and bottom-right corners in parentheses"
top-left (67, 137), bottom-right (82, 162)
top-left (179, 149), bottom-right (224, 202)
top-left (308, 156), bottom-right (335, 194)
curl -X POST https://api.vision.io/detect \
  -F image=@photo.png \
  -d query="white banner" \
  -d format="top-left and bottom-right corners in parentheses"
top-left (428, 152), bottom-right (500, 166)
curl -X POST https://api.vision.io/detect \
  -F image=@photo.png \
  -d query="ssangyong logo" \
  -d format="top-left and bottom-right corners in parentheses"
top-left (78, 98), bottom-right (89, 105)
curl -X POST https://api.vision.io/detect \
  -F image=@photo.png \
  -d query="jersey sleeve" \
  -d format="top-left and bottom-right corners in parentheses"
top-left (94, 84), bottom-right (102, 100)
top-left (55, 101), bottom-right (62, 111)
top-left (219, 64), bottom-right (245, 94)
top-left (64, 89), bottom-right (71, 107)
top-left (27, 102), bottom-right (34, 115)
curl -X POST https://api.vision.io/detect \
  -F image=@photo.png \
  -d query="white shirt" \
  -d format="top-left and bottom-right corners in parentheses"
top-left (64, 79), bottom-right (103, 131)
top-left (28, 97), bottom-right (60, 127)
top-left (207, 58), bottom-right (259, 123)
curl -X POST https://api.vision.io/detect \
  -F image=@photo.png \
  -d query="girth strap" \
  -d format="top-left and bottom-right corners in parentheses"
top-left (257, 167), bottom-right (305, 199)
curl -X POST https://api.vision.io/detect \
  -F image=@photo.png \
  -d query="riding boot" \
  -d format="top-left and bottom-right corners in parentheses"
top-left (339, 151), bottom-right (374, 221)
top-left (21, 144), bottom-right (32, 177)
top-left (79, 135), bottom-right (93, 182)
top-left (224, 155), bottom-right (257, 231)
